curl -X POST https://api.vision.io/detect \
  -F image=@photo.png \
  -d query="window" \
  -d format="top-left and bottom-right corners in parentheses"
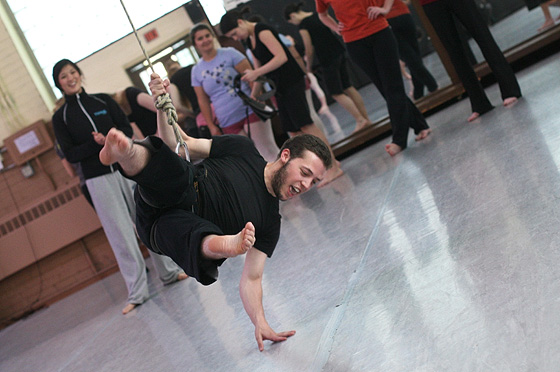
top-left (7, 0), bottom-right (225, 96)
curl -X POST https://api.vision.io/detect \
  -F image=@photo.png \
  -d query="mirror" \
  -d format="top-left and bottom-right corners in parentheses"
top-left (213, 0), bottom-right (557, 148)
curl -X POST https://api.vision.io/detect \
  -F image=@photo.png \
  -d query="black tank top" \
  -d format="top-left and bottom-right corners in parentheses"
top-left (250, 23), bottom-right (305, 93)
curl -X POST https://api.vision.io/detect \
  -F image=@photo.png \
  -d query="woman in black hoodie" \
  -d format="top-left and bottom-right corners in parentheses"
top-left (52, 59), bottom-right (187, 315)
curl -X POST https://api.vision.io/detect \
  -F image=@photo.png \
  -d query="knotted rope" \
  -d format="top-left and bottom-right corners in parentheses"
top-left (119, 0), bottom-right (190, 161)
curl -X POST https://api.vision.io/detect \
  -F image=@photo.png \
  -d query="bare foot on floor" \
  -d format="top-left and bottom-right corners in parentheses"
top-left (177, 272), bottom-right (189, 281)
top-left (317, 165), bottom-right (344, 188)
top-left (202, 222), bottom-right (256, 259)
top-left (122, 303), bottom-right (137, 315)
top-left (468, 112), bottom-right (480, 122)
top-left (503, 97), bottom-right (518, 107)
top-left (415, 128), bottom-right (432, 142)
top-left (385, 143), bottom-right (403, 156)
top-left (99, 128), bottom-right (132, 165)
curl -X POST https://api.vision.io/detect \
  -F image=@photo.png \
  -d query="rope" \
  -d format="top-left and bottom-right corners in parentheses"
top-left (118, 0), bottom-right (190, 161)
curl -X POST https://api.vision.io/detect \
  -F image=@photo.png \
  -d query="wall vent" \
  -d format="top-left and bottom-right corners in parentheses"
top-left (0, 185), bottom-right (82, 238)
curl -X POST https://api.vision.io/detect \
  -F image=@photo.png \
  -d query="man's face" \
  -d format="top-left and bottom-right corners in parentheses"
top-left (272, 150), bottom-right (327, 201)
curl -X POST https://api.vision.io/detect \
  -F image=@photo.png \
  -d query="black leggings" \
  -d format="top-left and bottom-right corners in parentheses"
top-left (128, 136), bottom-right (224, 285)
top-left (388, 13), bottom-right (438, 99)
top-left (346, 27), bottom-right (429, 149)
top-left (423, 0), bottom-right (521, 114)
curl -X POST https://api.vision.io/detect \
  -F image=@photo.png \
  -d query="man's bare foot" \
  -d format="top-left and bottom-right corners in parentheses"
top-left (415, 128), bottom-right (432, 142)
top-left (503, 97), bottom-right (518, 107)
top-left (385, 143), bottom-right (403, 156)
top-left (202, 222), bottom-right (256, 259)
top-left (468, 112), bottom-right (480, 122)
top-left (177, 272), bottom-right (189, 281)
top-left (99, 128), bottom-right (133, 166)
top-left (122, 303), bottom-right (137, 315)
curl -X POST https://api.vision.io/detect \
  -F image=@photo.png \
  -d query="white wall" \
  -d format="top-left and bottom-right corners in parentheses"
top-left (78, 7), bottom-right (194, 95)
top-left (0, 17), bottom-right (50, 144)
top-left (0, 6), bottom-right (195, 144)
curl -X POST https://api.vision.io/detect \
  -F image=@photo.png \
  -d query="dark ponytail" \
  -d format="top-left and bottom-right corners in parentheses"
top-left (283, 2), bottom-right (306, 20)
top-left (219, 6), bottom-right (253, 35)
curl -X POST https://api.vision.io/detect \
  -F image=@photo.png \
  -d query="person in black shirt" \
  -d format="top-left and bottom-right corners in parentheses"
top-left (113, 86), bottom-right (157, 137)
top-left (99, 73), bottom-right (333, 351)
top-left (52, 59), bottom-right (187, 315)
top-left (220, 8), bottom-right (344, 187)
top-left (284, 3), bottom-right (373, 132)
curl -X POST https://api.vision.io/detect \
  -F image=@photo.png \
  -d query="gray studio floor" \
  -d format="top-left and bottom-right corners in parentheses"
top-left (3, 17), bottom-right (560, 372)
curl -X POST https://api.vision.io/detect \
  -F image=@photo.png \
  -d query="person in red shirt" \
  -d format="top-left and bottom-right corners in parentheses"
top-left (420, 0), bottom-right (522, 122)
top-left (386, 0), bottom-right (438, 100)
top-left (317, 0), bottom-right (431, 156)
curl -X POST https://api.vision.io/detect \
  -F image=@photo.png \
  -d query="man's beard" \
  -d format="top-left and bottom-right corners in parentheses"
top-left (271, 161), bottom-right (289, 200)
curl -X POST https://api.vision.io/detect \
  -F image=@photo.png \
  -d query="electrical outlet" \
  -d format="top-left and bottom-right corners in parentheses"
top-left (21, 162), bottom-right (35, 178)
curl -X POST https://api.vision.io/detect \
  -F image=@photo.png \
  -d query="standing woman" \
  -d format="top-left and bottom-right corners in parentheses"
top-left (51, 59), bottom-right (187, 315)
top-left (419, 0), bottom-right (521, 121)
top-left (190, 23), bottom-right (280, 162)
top-left (220, 9), bottom-right (344, 184)
top-left (284, 2), bottom-right (373, 132)
top-left (385, 0), bottom-right (438, 100)
top-left (316, 0), bottom-right (431, 156)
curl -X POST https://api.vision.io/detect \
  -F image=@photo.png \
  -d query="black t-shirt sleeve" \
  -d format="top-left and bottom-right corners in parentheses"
top-left (255, 205), bottom-right (281, 257)
top-left (209, 134), bottom-right (257, 159)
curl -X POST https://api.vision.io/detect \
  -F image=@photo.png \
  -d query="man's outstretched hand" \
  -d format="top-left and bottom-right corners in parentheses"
top-left (255, 324), bottom-right (296, 352)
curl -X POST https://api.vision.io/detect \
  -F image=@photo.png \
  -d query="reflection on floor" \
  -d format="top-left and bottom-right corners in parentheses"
top-left (1, 41), bottom-right (560, 372)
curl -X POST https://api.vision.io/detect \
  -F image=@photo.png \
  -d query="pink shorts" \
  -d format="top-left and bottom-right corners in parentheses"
top-left (196, 106), bottom-right (261, 135)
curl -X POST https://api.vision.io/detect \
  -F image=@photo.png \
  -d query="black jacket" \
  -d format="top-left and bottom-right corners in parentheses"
top-left (52, 90), bottom-right (132, 180)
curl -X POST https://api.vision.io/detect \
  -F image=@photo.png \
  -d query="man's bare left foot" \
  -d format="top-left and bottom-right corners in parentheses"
top-left (385, 143), bottom-right (403, 156)
top-left (415, 128), bottom-right (432, 141)
top-left (202, 222), bottom-right (256, 259)
top-left (177, 272), bottom-right (189, 281)
top-left (100, 128), bottom-right (133, 166)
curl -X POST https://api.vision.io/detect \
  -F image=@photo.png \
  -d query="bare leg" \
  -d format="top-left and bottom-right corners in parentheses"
top-left (100, 128), bottom-right (150, 176)
top-left (294, 124), bottom-right (344, 187)
top-left (332, 93), bottom-right (371, 133)
top-left (201, 222), bottom-right (256, 260)
top-left (240, 120), bottom-right (280, 162)
top-left (343, 87), bottom-right (372, 124)
top-left (305, 88), bottom-right (327, 134)
top-left (538, 3), bottom-right (555, 31)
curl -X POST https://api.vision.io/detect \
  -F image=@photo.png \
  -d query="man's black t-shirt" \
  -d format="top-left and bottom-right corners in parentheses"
top-left (299, 13), bottom-right (346, 66)
top-left (198, 135), bottom-right (281, 257)
top-left (250, 23), bottom-right (305, 94)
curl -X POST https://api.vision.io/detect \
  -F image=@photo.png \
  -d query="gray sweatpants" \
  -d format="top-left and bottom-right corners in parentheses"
top-left (86, 171), bottom-right (183, 304)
